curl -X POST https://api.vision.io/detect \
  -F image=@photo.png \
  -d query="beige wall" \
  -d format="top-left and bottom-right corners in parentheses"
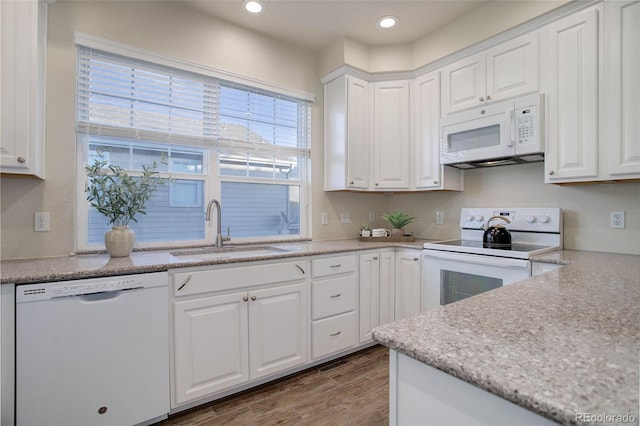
top-left (388, 163), bottom-right (640, 255)
top-left (1, 0), bottom-right (638, 260)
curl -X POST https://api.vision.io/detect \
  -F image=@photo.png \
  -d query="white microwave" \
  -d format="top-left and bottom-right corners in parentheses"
top-left (440, 93), bottom-right (544, 169)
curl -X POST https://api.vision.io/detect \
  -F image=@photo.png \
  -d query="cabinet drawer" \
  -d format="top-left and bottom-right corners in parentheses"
top-left (312, 311), bottom-right (357, 359)
top-left (172, 260), bottom-right (309, 296)
top-left (311, 275), bottom-right (357, 320)
top-left (312, 255), bottom-right (357, 278)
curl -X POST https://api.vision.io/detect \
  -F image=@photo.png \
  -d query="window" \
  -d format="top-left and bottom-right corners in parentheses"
top-left (76, 44), bottom-right (311, 250)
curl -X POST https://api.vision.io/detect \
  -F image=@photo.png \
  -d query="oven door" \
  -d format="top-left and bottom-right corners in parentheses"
top-left (422, 250), bottom-right (531, 311)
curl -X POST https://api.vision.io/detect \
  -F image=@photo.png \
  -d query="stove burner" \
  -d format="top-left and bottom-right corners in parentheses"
top-left (482, 243), bottom-right (512, 250)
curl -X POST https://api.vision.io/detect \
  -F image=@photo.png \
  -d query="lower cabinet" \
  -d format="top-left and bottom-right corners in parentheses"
top-left (310, 255), bottom-right (358, 359)
top-left (171, 261), bottom-right (309, 407)
top-left (395, 250), bottom-right (423, 321)
top-left (359, 251), bottom-right (395, 343)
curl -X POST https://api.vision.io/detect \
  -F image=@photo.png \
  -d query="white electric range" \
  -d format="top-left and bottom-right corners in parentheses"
top-left (422, 207), bottom-right (562, 310)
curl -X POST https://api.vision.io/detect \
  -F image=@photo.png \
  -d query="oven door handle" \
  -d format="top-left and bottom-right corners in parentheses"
top-left (422, 250), bottom-right (530, 269)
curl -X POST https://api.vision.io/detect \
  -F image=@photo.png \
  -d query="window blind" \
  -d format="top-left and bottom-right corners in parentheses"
top-left (77, 46), bottom-right (219, 147)
top-left (218, 83), bottom-right (311, 159)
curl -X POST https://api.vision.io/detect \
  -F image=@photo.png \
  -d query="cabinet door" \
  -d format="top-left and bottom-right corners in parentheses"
top-left (0, 0), bottom-right (46, 177)
top-left (605, 1), bottom-right (640, 178)
top-left (485, 32), bottom-right (539, 102)
top-left (358, 252), bottom-right (379, 343)
top-left (414, 72), bottom-right (442, 189)
top-left (395, 251), bottom-right (422, 321)
top-left (346, 76), bottom-right (370, 190)
top-left (441, 53), bottom-right (486, 115)
top-left (249, 282), bottom-right (308, 380)
top-left (173, 292), bottom-right (249, 405)
top-left (373, 80), bottom-right (411, 190)
top-left (544, 7), bottom-right (601, 182)
top-left (378, 251), bottom-right (395, 326)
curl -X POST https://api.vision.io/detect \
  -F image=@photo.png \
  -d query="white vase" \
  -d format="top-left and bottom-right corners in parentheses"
top-left (104, 226), bottom-right (135, 257)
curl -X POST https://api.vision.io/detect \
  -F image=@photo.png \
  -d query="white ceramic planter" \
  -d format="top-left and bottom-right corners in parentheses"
top-left (104, 226), bottom-right (135, 257)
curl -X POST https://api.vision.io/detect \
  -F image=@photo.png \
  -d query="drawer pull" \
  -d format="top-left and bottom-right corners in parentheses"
top-left (295, 264), bottom-right (306, 275)
top-left (330, 331), bottom-right (342, 337)
top-left (243, 296), bottom-right (248, 302)
top-left (177, 275), bottom-right (192, 291)
top-left (251, 296), bottom-right (257, 301)
top-left (329, 264), bottom-right (342, 268)
top-left (330, 293), bottom-right (342, 299)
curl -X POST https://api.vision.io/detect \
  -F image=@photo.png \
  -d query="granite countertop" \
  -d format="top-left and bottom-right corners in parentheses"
top-left (0, 239), bottom-right (428, 285)
top-left (373, 250), bottom-right (640, 425)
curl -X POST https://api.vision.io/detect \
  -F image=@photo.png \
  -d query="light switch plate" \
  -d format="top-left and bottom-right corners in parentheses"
top-left (340, 212), bottom-right (351, 224)
top-left (436, 211), bottom-right (444, 225)
top-left (321, 212), bottom-right (329, 225)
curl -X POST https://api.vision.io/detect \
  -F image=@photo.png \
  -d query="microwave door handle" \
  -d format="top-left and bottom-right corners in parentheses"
top-left (508, 110), bottom-right (515, 147)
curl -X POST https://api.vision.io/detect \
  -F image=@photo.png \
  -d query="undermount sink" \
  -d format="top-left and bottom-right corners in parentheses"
top-left (170, 246), bottom-right (288, 262)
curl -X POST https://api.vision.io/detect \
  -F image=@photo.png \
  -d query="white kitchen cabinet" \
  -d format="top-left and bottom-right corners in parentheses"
top-left (171, 260), bottom-right (309, 407)
top-left (413, 71), bottom-right (463, 191)
top-left (372, 80), bottom-right (411, 190)
top-left (358, 251), bottom-right (395, 343)
top-left (604, 0), bottom-right (640, 180)
top-left (311, 255), bottom-right (358, 358)
top-left (0, 0), bottom-right (46, 178)
top-left (324, 74), bottom-right (370, 190)
top-left (441, 32), bottom-right (539, 115)
top-left (544, 6), bottom-right (601, 183)
top-left (395, 250), bottom-right (422, 321)
top-left (172, 291), bottom-right (249, 405)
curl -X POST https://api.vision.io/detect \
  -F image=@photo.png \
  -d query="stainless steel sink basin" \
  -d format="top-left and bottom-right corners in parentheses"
top-left (170, 246), bottom-right (288, 262)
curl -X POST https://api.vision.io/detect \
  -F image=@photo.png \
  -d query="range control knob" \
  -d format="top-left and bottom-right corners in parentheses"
top-left (538, 215), bottom-right (549, 223)
top-left (525, 215), bottom-right (535, 223)
top-left (475, 215), bottom-right (484, 222)
top-left (466, 215), bottom-right (474, 221)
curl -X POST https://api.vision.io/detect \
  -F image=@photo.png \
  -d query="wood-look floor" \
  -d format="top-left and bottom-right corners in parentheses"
top-left (160, 345), bottom-right (389, 425)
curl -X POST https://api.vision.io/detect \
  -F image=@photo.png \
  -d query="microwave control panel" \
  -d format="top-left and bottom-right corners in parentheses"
top-left (516, 106), bottom-right (536, 145)
top-left (514, 93), bottom-right (544, 154)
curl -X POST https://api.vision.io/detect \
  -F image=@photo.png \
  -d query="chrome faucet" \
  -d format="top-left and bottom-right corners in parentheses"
top-left (205, 198), bottom-right (228, 247)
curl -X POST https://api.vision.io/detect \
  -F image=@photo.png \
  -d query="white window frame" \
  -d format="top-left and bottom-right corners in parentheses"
top-left (74, 34), bottom-right (313, 252)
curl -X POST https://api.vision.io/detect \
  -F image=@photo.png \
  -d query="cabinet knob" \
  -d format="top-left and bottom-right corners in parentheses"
top-left (349, 181), bottom-right (354, 185)
top-left (433, 179), bottom-right (439, 184)
top-left (243, 296), bottom-right (248, 302)
top-left (486, 95), bottom-right (491, 100)
top-left (375, 183), bottom-right (379, 186)
top-left (373, 256), bottom-right (378, 260)
top-left (548, 170), bottom-right (555, 176)
top-left (479, 96), bottom-right (484, 102)
top-left (17, 157), bottom-right (26, 164)
top-left (413, 257), bottom-right (420, 261)
top-left (251, 295), bottom-right (257, 301)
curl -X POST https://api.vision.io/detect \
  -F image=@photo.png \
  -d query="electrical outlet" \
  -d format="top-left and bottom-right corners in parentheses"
top-left (321, 212), bottom-right (329, 225)
top-left (35, 212), bottom-right (50, 232)
top-left (436, 211), bottom-right (444, 225)
top-left (369, 211), bottom-right (375, 223)
top-left (610, 211), bottom-right (625, 229)
top-left (340, 212), bottom-right (351, 224)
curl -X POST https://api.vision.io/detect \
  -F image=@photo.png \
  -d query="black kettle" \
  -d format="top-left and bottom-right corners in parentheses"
top-left (482, 216), bottom-right (512, 247)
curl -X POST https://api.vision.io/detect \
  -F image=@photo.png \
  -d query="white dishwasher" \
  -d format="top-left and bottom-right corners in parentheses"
top-left (16, 272), bottom-right (169, 426)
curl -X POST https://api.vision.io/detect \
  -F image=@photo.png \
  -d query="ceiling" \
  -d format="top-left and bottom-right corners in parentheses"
top-left (180, 0), bottom-right (492, 50)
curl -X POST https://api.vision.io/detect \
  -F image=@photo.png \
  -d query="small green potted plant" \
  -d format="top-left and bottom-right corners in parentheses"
top-left (381, 212), bottom-right (415, 237)
top-left (360, 223), bottom-right (371, 237)
top-left (85, 152), bottom-right (165, 257)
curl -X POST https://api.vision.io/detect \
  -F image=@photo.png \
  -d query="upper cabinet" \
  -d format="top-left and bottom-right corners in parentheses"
top-left (372, 80), bottom-right (411, 190)
top-left (441, 32), bottom-right (539, 115)
top-left (0, 0), bottom-right (46, 178)
top-left (543, 6), bottom-right (601, 183)
top-left (604, 0), bottom-right (640, 180)
top-left (413, 72), bottom-right (463, 191)
top-left (324, 74), bottom-right (370, 191)
top-left (544, 2), bottom-right (640, 183)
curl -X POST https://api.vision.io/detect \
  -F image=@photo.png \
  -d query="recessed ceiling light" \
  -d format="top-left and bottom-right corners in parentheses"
top-left (377, 16), bottom-right (398, 29)
top-left (243, 0), bottom-right (264, 14)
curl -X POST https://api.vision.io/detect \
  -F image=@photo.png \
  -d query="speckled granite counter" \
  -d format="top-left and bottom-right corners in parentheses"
top-left (0, 239), bottom-right (427, 284)
top-left (373, 250), bottom-right (640, 425)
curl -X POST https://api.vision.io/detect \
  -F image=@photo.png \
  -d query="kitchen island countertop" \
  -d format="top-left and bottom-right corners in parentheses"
top-left (373, 249), bottom-right (640, 425)
top-left (0, 239), bottom-right (428, 285)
